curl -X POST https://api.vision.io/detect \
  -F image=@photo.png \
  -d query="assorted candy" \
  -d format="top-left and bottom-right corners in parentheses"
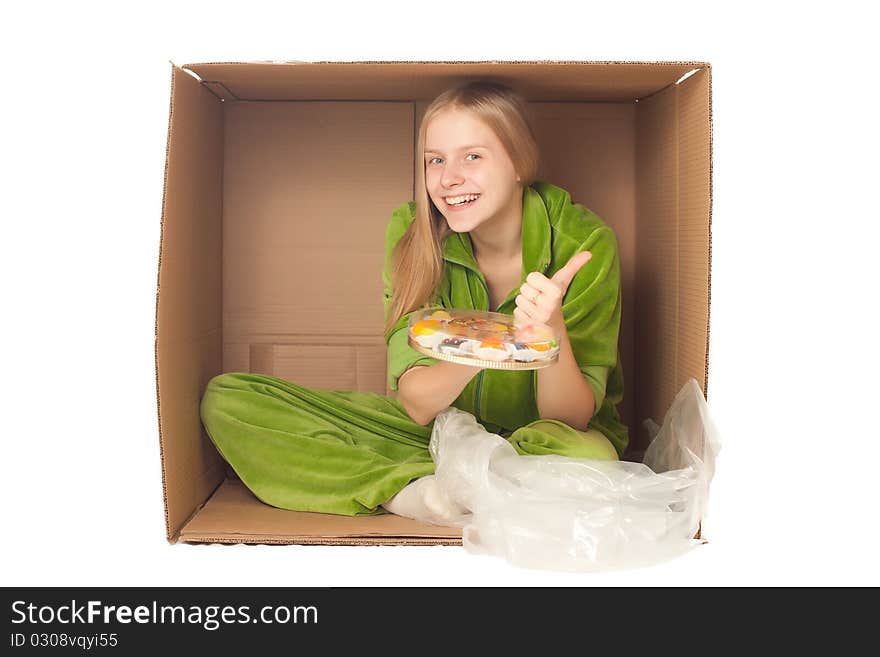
top-left (407, 308), bottom-right (559, 369)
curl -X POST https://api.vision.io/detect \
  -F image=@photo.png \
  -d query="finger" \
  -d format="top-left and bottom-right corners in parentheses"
top-left (519, 281), bottom-right (540, 301)
top-left (524, 272), bottom-right (563, 300)
top-left (550, 251), bottom-right (592, 293)
top-left (532, 292), bottom-right (556, 315)
top-left (513, 306), bottom-right (532, 326)
top-left (516, 295), bottom-right (555, 329)
top-left (514, 293), bottom-right (538, 315)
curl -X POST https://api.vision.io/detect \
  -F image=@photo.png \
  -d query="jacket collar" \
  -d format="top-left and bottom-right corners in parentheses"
top-left (441, 184), bottom-right (552, 281)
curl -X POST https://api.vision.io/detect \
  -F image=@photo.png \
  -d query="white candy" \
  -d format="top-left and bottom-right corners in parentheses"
top-left (414, 332), bottom-right (446, 349)
top-left (472, 345), bottom-right (509, 361)
top-left (507, 343), bottom-right (540, 362)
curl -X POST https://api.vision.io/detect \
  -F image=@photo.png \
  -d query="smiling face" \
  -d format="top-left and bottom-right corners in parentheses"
top-left (423, 107), bottom-right (522, 235)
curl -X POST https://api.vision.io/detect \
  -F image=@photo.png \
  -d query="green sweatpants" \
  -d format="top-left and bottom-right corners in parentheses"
top-left (199, 372), bottom-right (619, 516)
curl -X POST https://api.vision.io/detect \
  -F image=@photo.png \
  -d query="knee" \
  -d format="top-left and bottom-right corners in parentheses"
top-left (200, 372), bottom-right (251, 422)
top-left (204, 371), bottom-right (279, 399)
top-left (201, 371), bottom-right (296, 423)
top-left (571, 427), bottom-right (619, 461)
top-left (206, 372), bottom-right (250, 391)
top-left (510, 419), bottom-right (619, 461)
top-left (203, 372), bottom-right (241, 404)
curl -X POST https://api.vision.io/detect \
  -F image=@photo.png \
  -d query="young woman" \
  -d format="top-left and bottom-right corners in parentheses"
top-left (200, 81), bottom-right (628, 519)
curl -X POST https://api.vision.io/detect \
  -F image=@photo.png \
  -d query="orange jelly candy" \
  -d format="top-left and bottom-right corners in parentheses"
top-left (411, 319), bottom-right (443, 336)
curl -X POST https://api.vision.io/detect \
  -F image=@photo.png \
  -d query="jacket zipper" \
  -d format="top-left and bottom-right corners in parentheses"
top-left (443, 251), bottom-right (498, 427)
top-left (472, 274), bottom-right (491, 425)
top-left (473, 370), bottom-right (485, 425)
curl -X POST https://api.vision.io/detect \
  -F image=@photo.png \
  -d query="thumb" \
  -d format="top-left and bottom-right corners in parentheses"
top-left (551, 251), bottom-right (592, 293)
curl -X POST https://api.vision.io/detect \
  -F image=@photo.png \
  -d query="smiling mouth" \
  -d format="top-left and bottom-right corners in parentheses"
top-left (444, 193), bottom-right (481, 208)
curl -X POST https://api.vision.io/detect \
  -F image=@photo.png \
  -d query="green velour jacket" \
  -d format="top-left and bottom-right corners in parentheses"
top-left (383, 181), bottom-right (629, 458)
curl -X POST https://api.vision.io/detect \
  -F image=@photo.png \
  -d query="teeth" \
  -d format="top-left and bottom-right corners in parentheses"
top-left (446, 194), bottom-right (480, 205)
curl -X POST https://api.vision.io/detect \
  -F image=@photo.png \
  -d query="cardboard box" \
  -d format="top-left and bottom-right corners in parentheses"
top-left (156, 61), bottom-right (712, 545)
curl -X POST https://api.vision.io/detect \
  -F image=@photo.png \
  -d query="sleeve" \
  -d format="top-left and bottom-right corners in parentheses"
top-left (561, 225), bottom-right (623, 415)
top-left (383, 202), bottom-right (440, 393)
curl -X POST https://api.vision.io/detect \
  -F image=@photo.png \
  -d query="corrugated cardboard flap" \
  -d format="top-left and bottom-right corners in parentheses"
top-left (634, 65), bottom-right (712, 436)
top-left (157, 63), bottom-right (226, 544)
top-left (181, 61), bottom-right (708, 102)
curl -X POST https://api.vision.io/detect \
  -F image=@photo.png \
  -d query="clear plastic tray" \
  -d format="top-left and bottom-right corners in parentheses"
top-left (407, 308), bottom-right (560, 370)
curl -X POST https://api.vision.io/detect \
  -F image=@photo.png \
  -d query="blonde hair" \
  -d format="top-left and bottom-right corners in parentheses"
top-left (384, 81), bottom-right (541, 338)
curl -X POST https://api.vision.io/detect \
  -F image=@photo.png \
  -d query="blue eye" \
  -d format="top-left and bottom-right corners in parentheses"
top-left (427, 157), bottom-right (442, 165)
top-left (466, 153), bottom-right (481, 161)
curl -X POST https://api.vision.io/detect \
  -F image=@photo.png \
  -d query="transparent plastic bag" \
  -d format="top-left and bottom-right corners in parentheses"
top-left (417, 378), bottom-right (722, 572)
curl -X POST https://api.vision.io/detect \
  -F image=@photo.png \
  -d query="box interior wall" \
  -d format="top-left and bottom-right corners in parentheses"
top-left (156, 62), bottom-right (712, 544)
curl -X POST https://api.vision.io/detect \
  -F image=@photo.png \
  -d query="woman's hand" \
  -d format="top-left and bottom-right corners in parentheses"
top-left (514, 251), bottom-right (592, 332)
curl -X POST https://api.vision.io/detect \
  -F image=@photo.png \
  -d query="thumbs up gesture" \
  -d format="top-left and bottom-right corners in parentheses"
top-left (513, 251), bottom-right (592, 332)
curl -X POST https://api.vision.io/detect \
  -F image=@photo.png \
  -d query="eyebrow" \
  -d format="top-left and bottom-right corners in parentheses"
top-left (424, 145), bottom-right (488, 155)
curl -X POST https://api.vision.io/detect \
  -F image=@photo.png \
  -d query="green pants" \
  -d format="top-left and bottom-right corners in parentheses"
top-left (199, 372), bottom-right (619, 516)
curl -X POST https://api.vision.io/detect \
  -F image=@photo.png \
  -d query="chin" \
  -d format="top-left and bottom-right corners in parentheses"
top-left (444, 215), bottom-right (482, 233)
top-left (443, 216), bottom-right (466, 232)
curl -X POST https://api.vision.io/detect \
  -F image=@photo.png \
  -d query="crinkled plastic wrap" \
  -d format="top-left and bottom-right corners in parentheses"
top-left (420, 378), bottom-right (722, 572)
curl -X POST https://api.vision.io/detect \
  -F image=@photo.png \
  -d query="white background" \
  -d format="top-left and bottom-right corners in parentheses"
top-left (2, 1), bottom-right (878, 587)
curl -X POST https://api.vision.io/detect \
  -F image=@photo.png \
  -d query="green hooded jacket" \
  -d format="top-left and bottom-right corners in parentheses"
top-left (383, 180), bottom-right (629, 458)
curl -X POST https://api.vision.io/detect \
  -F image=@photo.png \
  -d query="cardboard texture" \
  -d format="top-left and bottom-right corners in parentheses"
top-left (156, 61), bottom-right (712, 545)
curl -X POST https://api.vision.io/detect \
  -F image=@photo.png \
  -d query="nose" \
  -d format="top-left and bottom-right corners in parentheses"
top-left (440, 161), bottom-right (464, 189)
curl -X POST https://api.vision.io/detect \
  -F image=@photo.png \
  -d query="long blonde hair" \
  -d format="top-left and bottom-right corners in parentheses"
top-left (384, 81), bottom-right (541, 338)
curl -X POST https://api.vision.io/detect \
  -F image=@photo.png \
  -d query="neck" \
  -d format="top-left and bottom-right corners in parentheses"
top-left (470, 190), bottom-right (524, 263)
